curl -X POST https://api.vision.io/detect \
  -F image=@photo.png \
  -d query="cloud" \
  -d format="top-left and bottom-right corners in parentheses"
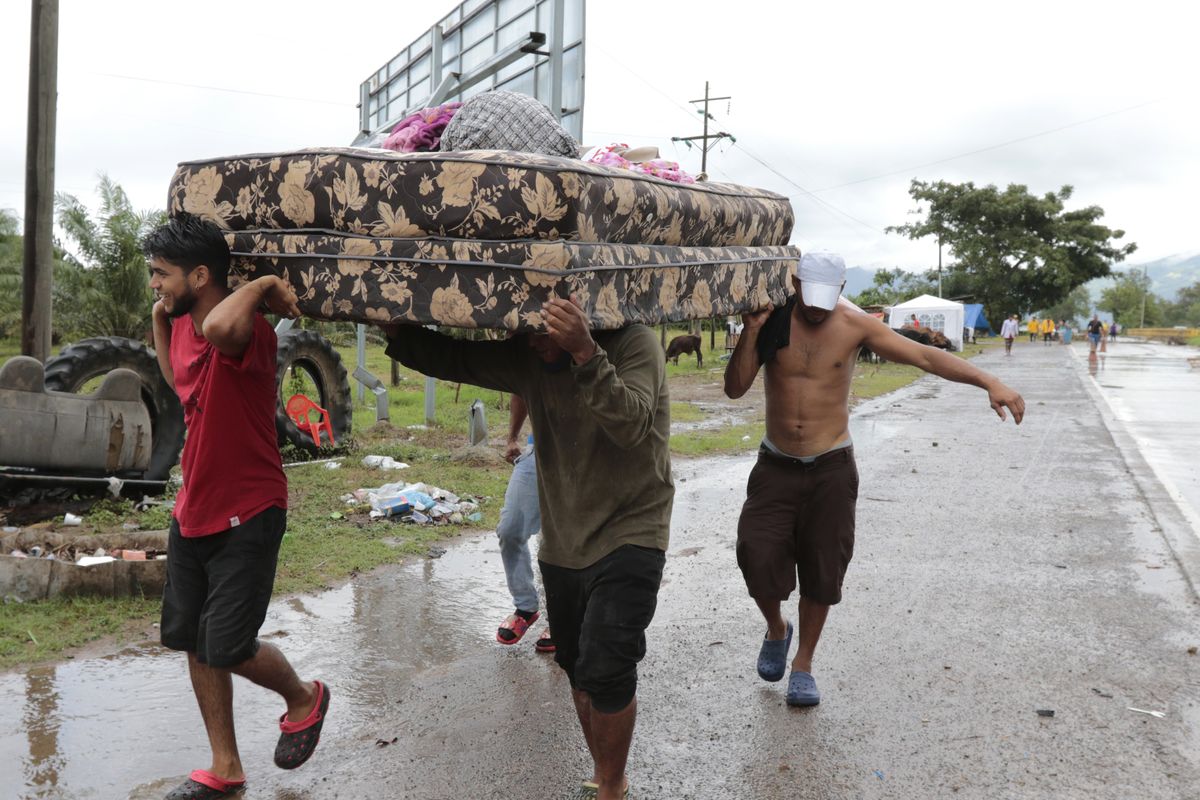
top-left (2, 0), bottom-right (1194, 270)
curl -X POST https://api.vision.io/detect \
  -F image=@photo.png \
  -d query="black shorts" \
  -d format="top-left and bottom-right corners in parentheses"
top-left (736, 446), bottom-right (858, 605)
top-left (160, 506), bottom-right (286, 668)
top-left (539, 544), bottom-right (665, 714)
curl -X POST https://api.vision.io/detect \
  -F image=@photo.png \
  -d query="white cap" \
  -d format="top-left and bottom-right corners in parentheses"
top-left (796, 251), bottom-right (846, 310)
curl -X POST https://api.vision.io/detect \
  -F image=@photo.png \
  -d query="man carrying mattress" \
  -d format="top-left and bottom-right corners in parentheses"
top-left (144, 213), bottom-right (329, 799)
top-left (381, 297), bottom-right (672, 800)
top-left (724, 251), bottom-right (1024, 708)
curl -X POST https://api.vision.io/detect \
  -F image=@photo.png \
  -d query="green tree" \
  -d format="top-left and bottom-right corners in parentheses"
top-left (0, 208), bottom-right (83, 342)
top-left (1099, 272), bottom-right (1164, 327)
top-left (849, 267), bottom-right (936, 307)
top-left (54, 175), bottom-right (167, 341)
top-left (1164, 280), bottom-right (1200, 327)
top-left (887, 180), bottom-right (1136, 315)
top-left (0, 209), bottom-right (21, 339)
top-left (1040, 284), bottom-right (1093, 326)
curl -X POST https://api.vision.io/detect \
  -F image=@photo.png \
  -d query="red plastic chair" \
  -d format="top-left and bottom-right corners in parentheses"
top-left (285, 393), bottom-right (335, 447)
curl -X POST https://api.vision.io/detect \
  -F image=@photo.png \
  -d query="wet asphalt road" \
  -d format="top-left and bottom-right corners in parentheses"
top-left (3, 340), bottom-right (1199, 800)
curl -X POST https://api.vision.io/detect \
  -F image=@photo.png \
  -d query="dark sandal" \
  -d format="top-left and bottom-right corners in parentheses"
top-left (274, 680), bottom-right (330, 770)
top-left (163, 769), bottom-right (245, 799)
top-left (534, 629), bottom-right (556, 653)
top-left (497, 610), bottom-right (539, 644)
top-left (573, 780), bottom-right (630, 799)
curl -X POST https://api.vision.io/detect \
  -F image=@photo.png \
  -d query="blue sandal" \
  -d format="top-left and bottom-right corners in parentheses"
top-left (756, 621), bottom-right (793, 682)
top-left (786, 670), bottom-right (820, 706)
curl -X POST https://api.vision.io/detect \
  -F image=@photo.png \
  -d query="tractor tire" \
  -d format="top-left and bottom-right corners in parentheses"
top-left (274, 329), bottom-right (352, 453)
top-left (43, 336), bottom-right (185, 483)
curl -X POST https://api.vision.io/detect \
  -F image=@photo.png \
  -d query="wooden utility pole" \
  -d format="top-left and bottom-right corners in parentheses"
top-left (673, 82), bottom-right (735, 351)
top-left (671, 81), bottom-right (734, 179)
top-left (22, 0), bottom-right (58, 362)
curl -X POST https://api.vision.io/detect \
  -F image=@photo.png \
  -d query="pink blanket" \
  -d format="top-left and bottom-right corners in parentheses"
top-left (381, 102), bottom-right (463, 153)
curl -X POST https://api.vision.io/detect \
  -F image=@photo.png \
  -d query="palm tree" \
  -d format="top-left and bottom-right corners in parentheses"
top-left (55, 175), bottom-right (166, 341)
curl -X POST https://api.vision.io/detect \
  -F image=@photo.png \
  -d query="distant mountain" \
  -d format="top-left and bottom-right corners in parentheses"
top-left (1090, 251), bottom-right (1200, 300)
top-left (844, 266), bottom-right (877, 298)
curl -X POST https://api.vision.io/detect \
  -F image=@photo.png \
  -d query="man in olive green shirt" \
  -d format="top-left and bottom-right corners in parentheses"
top-left (381, 296), bottom-right (672, 800)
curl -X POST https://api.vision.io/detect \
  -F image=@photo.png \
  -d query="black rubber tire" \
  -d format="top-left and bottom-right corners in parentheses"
top-left (274, 329), bottom-right (352, 453)
top-left (43, 336), bottom-right (186, 483)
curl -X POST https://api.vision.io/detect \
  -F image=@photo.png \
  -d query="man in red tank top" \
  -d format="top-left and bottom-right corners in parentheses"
top-left (145, 213), bottom-right (330, 799)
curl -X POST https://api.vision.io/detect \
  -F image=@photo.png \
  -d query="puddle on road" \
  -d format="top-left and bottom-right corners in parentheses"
top-left (0, 455), bottom-right (762, 800)
top-left (0, 531), bottom-right (525, 800)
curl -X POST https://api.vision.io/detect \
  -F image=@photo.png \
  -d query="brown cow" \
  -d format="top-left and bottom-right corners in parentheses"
top-left (665, 334), bottom-right (703, 367)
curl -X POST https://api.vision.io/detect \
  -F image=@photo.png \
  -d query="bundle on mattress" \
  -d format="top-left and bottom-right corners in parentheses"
top-left (170, 148), bottom-right (793, 248)
top-left (225, 231), bottom-right (799, 331)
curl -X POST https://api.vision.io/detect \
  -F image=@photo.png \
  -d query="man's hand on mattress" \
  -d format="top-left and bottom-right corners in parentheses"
top-left (261, 276), bottom-right (301, 319)
top-left (543, 295), bottom-right (597, 365)
top-left (742, 304), bottom-right (773, 330)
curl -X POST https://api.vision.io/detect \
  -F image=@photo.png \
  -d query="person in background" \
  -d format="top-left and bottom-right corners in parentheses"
top-left (1040, 317), bottom-right (1055, 346)
top-left (1087, 315), bottom-right (1104, 351)
top-left (1000, 314), bottom-right (1019, 355)
top-left (494, 394), bottom-right (555, 654)
top-left (1109, 321), bottom-right (1119, 342)
top-left (1027, 317), bottom-right (1039, 342)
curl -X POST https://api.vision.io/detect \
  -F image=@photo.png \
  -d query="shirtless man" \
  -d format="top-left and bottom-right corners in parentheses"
top-left (724, 251), bottom-right (1024, 707)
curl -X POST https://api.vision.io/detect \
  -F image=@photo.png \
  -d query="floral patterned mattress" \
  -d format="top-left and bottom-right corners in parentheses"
top-left (170, 148), bottom-right (794, 248)
top-left (225, 231), bottom-right (799, 331)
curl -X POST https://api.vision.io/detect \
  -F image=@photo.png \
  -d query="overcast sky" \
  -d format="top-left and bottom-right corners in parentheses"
top-left (1, 0), bottom-right (1195, 271)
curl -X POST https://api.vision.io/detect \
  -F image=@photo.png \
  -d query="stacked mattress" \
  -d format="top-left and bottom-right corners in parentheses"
top-left (168, 148), bottom-right (800, 329)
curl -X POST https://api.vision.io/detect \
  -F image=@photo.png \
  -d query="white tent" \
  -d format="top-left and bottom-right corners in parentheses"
top-left (888, 294), bottom-right (965, 350)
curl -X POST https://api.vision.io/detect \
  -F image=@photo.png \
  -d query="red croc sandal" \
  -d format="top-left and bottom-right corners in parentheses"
top-left (274, 680), bottom-right (330, 770)
top-left (496, 611), bottom-right (539, 645)
top-left (163, 769), bottom-right (245, 799)
top-left (535, 629), bottom-right (556, 653)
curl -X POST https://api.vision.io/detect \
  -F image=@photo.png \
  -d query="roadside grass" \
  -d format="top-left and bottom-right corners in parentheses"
top-left (0, 326), bottom-right (1000, 668)
top-left (0, 597), bottom-right (159, 669)
top-left (671, 422), bottom-right (765, 457)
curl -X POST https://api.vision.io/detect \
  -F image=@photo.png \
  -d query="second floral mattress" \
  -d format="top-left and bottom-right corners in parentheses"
top-left (225, 230), bottom-right (799, 331)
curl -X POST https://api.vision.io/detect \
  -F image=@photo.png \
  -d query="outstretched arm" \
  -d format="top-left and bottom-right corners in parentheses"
top-left (723, 305), bottom-right (773, 398)
top-left (382, 324), bottom-right (522, 394)
top-left (860, 315), bottom-right (1025, 423)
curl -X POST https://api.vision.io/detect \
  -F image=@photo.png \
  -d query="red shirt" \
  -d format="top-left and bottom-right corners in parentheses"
top-left (170, 313), bottom-right (287, 536)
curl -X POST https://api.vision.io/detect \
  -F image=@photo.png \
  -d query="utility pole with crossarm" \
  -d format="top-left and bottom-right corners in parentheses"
top-left (671, 81), bottom-right (735, 181)
top-left (672, 81), bottom-right (735, 346)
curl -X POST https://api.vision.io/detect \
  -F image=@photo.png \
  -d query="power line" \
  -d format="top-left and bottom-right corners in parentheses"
top-left (89, 72), bottom-right (355, 107)
top-left (590, 46), bottom-right (719, 128)
top-left (729, 143), bottom-right (886, 236)
top-left (811, 98), bottom-right (1166, 192)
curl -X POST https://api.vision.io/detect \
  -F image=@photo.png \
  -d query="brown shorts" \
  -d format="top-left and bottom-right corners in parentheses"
top-left (736, 445), bottom-right (858, 605)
